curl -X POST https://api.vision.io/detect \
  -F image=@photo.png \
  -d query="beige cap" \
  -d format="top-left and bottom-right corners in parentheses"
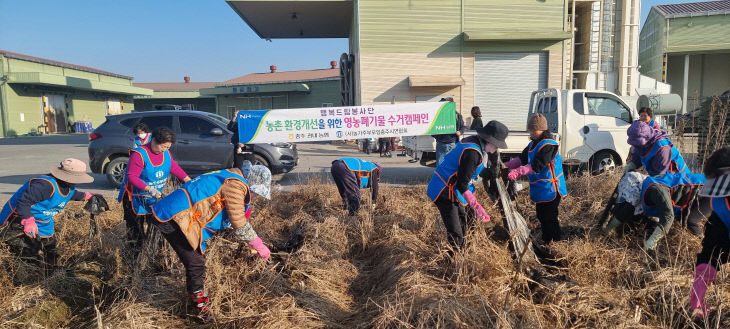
top-left (50, 158), bottom-right (94, 184)
top-left (527, 113), bottom-right (548, 131)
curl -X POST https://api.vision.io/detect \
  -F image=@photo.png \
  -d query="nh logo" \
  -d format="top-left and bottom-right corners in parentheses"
top-left (155, 171), bottom-right (164, 179)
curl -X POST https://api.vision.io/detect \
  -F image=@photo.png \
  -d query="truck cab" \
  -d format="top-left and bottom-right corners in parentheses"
top-left (530, 88), bottom-right (637, 173)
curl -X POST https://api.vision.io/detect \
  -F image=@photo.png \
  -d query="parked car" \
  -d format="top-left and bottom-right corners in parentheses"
top-left (88, 110), bottom-right (298, 187)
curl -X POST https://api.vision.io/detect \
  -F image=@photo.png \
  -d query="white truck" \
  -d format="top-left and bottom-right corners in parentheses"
top-left (404, 88), bottom-right (638, 173)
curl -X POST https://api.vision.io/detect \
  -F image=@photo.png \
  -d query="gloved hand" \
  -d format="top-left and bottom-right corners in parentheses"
top-left (147, 187), bottom-right (162, 199)
top-left (462, 190), bottom-right (489, 222)
top-left (20, 217), bottom-right (39, 238)
top-left (508, 164), bottom-right (533, 180)
top-left (504, 157), bottom-right (523, 170)
top-left (248, 237), bottom-right (271, 260)
top-left (623, 161), bottom-right (638, 174)
top-left (83, 192), bottom-right (104, 201)
top-left (690, 263), bottom-right (717, 318)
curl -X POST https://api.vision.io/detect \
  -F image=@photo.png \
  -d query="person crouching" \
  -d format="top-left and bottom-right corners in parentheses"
top-left (330, 157), bottom-right (382, 216)
top-left (151, 166), bottom-right (271, 322)
top-left (0, 158), bottom-right (102, 272)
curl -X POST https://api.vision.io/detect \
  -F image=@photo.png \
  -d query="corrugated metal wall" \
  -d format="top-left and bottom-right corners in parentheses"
top-left (474, 52), bottom-right (548, 130)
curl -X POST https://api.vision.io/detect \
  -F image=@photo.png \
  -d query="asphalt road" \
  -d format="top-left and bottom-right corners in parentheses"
top-left (0, 135), bottom-right (434, 203)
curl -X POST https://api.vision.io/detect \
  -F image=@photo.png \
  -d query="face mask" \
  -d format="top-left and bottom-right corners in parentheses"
top-left (138, 133), bottom-right (148, 139)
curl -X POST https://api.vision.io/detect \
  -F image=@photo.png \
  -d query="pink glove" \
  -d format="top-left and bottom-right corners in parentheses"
top-left (20, 217), bottom-right (39, 238)
top-left (690, 263), bottom-right (717, 318)
top-left (508, 165), bottom-right (534, 180)
top-left (504, 157), bottom-right (523, 169)
top-left (462, 190), bottom-right (489, 222)
top-left (248, 237), bottom-right (271, 260)
top-left (244, 207), bottom-right (252, 219)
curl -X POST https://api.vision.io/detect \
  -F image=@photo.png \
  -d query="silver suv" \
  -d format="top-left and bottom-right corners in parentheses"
top-left (88, 110), bottom-right (297, 187)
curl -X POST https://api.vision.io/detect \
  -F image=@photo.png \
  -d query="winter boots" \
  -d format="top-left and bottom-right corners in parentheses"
top-left (190, 290), bottom-right (213, 322)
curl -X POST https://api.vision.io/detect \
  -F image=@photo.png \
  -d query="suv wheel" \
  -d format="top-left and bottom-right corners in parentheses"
top-left (252, 154), bottom-right (270, 169)
top-left (590, 151), bottom-right (616, 175)
top-left (106, 156), bottom-right (128, 188)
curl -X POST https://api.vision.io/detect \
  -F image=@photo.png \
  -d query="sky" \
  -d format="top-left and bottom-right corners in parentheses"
top-left (0, 0), bottom-right (694, 83)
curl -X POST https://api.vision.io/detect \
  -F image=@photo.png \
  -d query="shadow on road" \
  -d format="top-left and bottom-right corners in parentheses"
top-left (0, 135), bottom-right (89, 146)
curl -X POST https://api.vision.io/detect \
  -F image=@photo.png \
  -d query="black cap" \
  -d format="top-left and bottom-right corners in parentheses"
top-left (476, 120), bottom-right (508, 149)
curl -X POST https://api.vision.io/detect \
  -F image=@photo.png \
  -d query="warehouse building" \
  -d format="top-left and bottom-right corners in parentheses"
top-left (133, 77), bottom-right (217, 113)
top-left (226, 0), bottom-right (642, 130)
top-left (0, 50), bottom-right (152, 137)
top-left (200, 62), bottom-right (341, 118)
top-left (639, 0), bottom-right (730, 113)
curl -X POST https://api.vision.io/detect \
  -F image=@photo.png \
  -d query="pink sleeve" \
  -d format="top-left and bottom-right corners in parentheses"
top-left (127, 152), bottom-right (149, 190)
top-left (169, 156), bottom-right (189, 180)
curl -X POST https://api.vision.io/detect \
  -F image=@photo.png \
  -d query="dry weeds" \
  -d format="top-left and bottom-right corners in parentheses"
top-left (1, 172), bottom-right (729, 328)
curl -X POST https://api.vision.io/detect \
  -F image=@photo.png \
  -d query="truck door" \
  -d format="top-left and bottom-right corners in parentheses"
top-left (581, 93), bottom-right (634, 163)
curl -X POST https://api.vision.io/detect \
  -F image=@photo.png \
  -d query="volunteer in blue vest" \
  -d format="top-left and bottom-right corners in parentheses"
top-left (505, 114), bottom-right (567, 244)
top-left (0, 158), bottom-right (101, 269)
top-left (688, 147), bottom-right (730, 318)
top-left (116, 122), bottom-right (152, 203)
top-left (638, 107), bottom-right (661, 130)
top-left (133, 122), bottom-right (151, 147)
top-left (331, 157), bottom-right (382, 216)
top-left (624, 120), bottom-right (689, 177)
top-left (121, 127), bottom-right (191, 250)
top-left (602, 170), bottom-right (707, 250)
top-left (151, 163), bottom-right (272, 322)
top-left (427, 120), bottom-right (509, 248)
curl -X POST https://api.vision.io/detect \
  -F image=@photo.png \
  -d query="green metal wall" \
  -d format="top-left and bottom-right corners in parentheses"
top-left (358, 0), bottom-right (566, 53)
top-left (638, 10), bottom-right (666, 81)
top-left (667, 15), bottom-right (730, 53)
top-left (215, 79), bottom-right (341, 116)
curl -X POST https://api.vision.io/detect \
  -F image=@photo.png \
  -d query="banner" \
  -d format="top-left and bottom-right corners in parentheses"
top-left (237, 102), bottom-right (456, 143)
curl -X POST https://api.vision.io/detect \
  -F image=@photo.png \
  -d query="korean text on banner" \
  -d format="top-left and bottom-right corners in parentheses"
top-left (237, 102), bottom-right (456, 144)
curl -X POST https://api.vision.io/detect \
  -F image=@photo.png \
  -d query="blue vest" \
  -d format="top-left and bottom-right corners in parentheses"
top-left (711, 197), bottom-right (730, 238)
top-left (426, 137), bottom-right (484, 205)
top-left (338, 158), bottom-right (379, 189)
top-left (527, 139), bottom-right (567, 203)
top-left (641, 173), bottom-right (706, 217)
top-left (118, 137), bottom-right (151, 201)
top-left (0, 176), bottom-right (75, 237)
top-left (127, 147), bottom-right (172, 215)
top-left (639, 138), bottom-right (689, 176)
top-left (152, 169), bottom-right (251, 253)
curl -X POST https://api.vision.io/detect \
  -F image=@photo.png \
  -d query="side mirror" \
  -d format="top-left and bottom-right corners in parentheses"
top-left (210, 128), bottom-right (224, 136)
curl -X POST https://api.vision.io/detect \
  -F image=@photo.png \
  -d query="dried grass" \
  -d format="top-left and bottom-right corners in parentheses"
top-left (2, 173), bottom-right (730, 328)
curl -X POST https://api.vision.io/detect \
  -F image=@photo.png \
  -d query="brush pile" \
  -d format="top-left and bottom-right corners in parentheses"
top-left (1, 172), bottom-right (729, 328)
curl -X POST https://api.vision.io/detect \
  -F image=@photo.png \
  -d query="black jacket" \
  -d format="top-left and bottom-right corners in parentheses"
top-left (469, 117), bottom-right (483, 130)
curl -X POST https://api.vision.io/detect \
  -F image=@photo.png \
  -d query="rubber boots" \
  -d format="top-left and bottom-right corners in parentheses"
top-left (190, 290), bottom-right (213, 323)
top-left (602, 216), bottom-right (623, 235)
top-left (690, 263), bottom-right (717, 318)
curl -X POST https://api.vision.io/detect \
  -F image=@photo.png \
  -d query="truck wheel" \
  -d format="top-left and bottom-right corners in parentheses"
top-left (105, 156), bottom-right (128, 188)
top-left (590, 151), bottom-right (616, 175)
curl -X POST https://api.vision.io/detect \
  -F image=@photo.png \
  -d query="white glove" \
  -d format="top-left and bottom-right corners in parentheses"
top-left (147, 187), bottom-right (162, 199)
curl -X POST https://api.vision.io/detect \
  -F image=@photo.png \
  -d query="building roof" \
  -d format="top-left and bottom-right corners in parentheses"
top-left (655, 0), bottom-right (730, 18)
top-left (0, 49), bottom-right (133, 80)
top-left (133, 82), bottom-right (217, 91)
top-left (219, 68), bottom-right (339, 86)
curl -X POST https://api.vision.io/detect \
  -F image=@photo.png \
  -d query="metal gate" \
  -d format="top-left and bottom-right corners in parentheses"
top-left (475, 52), bottom-right (548, 131)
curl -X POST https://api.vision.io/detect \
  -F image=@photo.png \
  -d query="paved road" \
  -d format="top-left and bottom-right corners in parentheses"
top-left (0, 135), bottom-right (434, 203)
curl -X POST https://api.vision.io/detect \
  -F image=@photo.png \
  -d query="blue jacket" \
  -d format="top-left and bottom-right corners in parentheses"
top-left (526, 139), bottom-right (567, 203)
top-left (338, 158), bottom-right (379, 189)
top-left (642, 173), bottom-right (705, 217)
top-left (153, 169), bottom-right (251, 253)
top-left (427, 139), bottom-right (484, 205)
top-left (0, 176), bottom-right (75, 237)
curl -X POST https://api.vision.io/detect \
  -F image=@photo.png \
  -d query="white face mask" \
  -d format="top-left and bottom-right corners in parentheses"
top-left (138, 133), bottom-right (148, 139)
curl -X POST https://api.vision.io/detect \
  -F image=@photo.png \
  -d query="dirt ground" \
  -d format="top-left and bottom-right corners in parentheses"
top-left (1, 172), bottom-right (728, 329)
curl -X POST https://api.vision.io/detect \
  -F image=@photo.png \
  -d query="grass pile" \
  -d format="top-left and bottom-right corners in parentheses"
top-left (1, 172), bottom-right (729, 328)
